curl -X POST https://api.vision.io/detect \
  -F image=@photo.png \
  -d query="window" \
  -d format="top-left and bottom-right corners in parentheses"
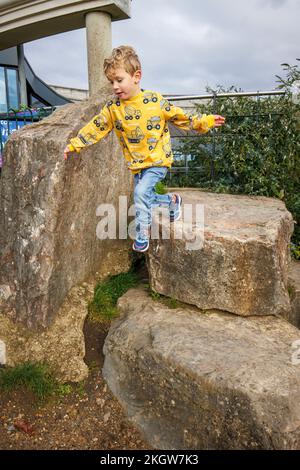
top-left (0, 66), bottom-right (20, 113)
top-left (0, 67), bottom-right (7, 113)
top-left (29, 92), bottom-right (47, 108)
top-left (7, 68), bottom-right (19, 110)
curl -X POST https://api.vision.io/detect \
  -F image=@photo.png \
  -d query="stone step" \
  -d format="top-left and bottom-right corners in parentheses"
top-left (103, 287), bottom-right (300, 450)
top-left (148, 190), bottom-right (294, 319)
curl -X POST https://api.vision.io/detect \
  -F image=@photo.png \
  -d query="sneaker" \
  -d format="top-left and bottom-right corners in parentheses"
top-left (132, 239), bottom-right (150, 252)
top-left (170, 194), bottom-right (182, 222)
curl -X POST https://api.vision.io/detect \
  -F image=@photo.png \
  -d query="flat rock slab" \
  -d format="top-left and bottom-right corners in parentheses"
top-left (103, 288), bottom-right (300, 450)
top-left (148, 190), bottom-right (294, 319)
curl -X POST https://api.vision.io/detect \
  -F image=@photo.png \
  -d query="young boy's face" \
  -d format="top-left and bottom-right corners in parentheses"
top-left (107, 67), bottom-right (141, 100)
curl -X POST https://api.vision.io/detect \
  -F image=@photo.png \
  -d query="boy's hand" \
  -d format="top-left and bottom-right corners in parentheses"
top-left (213, 115), bottom-right (225, 128)
top-left (63, 145), bottom-right (73, 160)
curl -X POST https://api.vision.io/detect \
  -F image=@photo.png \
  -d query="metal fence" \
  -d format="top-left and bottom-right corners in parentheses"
top-left (165, 90), bottom-right (287, 185)
top-left (0, 106), bottom-right (58, 154)
top-left (0, 91), bottom-right (287, 179)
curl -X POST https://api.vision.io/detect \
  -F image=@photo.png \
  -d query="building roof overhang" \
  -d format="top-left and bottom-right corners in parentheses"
top-left (0, 0), bottom-right (131, 50)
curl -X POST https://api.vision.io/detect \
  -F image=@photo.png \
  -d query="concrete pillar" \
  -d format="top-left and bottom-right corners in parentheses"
top-left (17, 44), bottom-right (27, 106)
top-left (85, 11), bottom-right (112, 97)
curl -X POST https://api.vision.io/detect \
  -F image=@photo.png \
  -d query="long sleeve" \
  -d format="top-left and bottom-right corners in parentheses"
top-left (68, 104), bottom-right (113, 153)
top-left (160, 95), bottom-right (215, 134)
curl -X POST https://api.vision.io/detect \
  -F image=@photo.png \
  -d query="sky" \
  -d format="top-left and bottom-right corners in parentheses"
top-left (24, 0), bottom-right (300, 95)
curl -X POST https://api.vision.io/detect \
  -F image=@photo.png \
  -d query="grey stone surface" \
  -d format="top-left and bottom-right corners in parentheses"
top-left (148, 190), bottom-right (294, 319)
top-left (0, 282), bottom-right (92, 382)
top-left (103, 288), bottom-right (300, 449)
top-left (0, 85), bottom-right (132, 379)
top-left (0, 84), bottom-right (132, 330)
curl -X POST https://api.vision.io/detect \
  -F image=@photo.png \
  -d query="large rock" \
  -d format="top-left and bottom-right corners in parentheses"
top-left (103, 287), bottom-right (300, 450)
top-left (0, 282), bottom-right (91, 382)
top-left (0, 84), bottom-right (132, 330)
top-left (148, 190), bottom-right (294, 319)
top-left (0, 85), bottom-right (132, 379)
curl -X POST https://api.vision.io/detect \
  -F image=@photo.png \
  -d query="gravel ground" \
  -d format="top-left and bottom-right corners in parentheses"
top-left (0, 320), bottom-right (151, 450)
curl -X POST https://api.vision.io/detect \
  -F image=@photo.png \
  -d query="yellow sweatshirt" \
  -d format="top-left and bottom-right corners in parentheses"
top-left (68, 89), bottom-right (215, 174)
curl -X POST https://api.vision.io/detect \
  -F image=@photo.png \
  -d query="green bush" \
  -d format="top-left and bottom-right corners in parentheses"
top-left (170, 62), bottom-right (300, 257)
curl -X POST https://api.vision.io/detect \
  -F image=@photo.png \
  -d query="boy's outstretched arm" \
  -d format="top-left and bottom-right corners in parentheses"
top-left (64, 104), bottom-right (113, 160)
top-left (214, 115), bottom-right (225, 127)
top-left (160, 93), bottom-right (225, 133)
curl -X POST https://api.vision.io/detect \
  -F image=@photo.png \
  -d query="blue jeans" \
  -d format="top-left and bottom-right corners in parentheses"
top-left (134, 166), bottom-right (172, 242)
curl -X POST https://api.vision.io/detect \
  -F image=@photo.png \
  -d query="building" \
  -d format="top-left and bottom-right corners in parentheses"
top-left (0, 1), bottom-right (131, 99)
top-left (0, 47), bottom-right (71, 112)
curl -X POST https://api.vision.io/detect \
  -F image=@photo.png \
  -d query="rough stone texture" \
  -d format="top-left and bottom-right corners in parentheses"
top-left (148, 190), bottom-right (294, 319)
top-left (288, 260), bottom-right (300, 329)
top-left (0, 250), bottom-right (131, 381)
top-left (0, 84), bottom-right (132, 331)
top-left (0, 251), bottom-right (128, 382)
top-left (103, 287), bottom-right (300, 450)
top-left (0, 282), bottom-right (93, 382)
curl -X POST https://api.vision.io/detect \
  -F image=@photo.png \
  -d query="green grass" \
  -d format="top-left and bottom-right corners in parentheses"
top-left (150, 289), bottom-right (179, 309)
top-left (164, 297), bottom-right (179, 309)
top-left (150, 289), bottom-right (161, 301)
top-left (155, 181), bottom-right (168, 195)
top-left (0, 362), bottom-right (70, 401)
top-left (74, 380), bottom-right (87, 398)
top-left (88, 270), bottom-right (139, 322)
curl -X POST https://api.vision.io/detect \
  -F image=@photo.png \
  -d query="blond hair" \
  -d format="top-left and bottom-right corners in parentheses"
top-left (103, 45), bottom-right (141, 78)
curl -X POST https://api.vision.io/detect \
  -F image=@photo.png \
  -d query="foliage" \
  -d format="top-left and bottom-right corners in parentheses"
top-left (0, 362), bottom-right (70, 400)
top-left (88, 271), bottom-right (139, 322)
top-left (155, 181), bottom-right (168, 194)
top-left (170, 61), bottom-right (300, 256)
top-left (150, 289), bottom-right (161, 300)
top-left (8, 103), bottom-right (36, 114)
top-left (150, 289), bottom-right (180, 309)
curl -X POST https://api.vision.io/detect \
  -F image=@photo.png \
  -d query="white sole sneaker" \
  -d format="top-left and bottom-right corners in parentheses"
top-left (132, 240), bottom-right (150, 252)
top-left (170, 194), bottom-right (182, 222)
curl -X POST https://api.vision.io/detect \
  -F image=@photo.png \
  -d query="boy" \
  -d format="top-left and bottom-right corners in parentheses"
top-left (64, 45), bottom-right (225, 252)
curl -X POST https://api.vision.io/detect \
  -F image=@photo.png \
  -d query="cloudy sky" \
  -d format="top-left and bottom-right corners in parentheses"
top-left (24, 0), bottom-right (299, 95)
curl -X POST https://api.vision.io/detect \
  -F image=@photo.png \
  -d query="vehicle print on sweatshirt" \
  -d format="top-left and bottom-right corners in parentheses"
top-left (79, 132), bottom-right (98, 145)
top-left (131, 152), bottom-right (147, 164)
top-left (160, 99), bottom-right (172, 112)
top-left (107, 97), bottom-right (121, 107)
top-left (147, 116), bottom-right (161, 130)
top-left (93, 114), bottom-right (109, 131)
top-left (115, 120), bottom-right (124, 131)
top-left (163, 143), bottom-right (172, 158)
top-left (124, 105), bottom-right (142, 120)
top-left (151, 160), bottom-right (164, 166)
top-left (143, 92), bottom-right (158, 104)
top-left (187, 113), bottom-right (202, 130)
top-left (128, 126), bottom-right (145, 144)
top-left (147, 137), bottom-right (158, 151)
